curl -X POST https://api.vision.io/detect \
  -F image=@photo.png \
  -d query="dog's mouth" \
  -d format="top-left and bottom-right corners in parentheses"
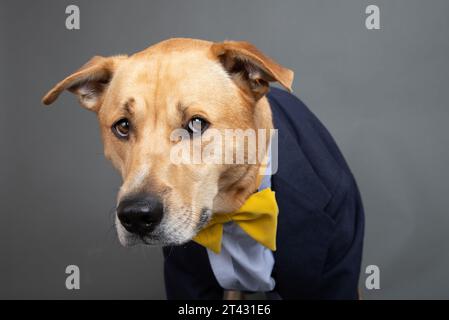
top-left (115, 208), bottom-right (212, 247)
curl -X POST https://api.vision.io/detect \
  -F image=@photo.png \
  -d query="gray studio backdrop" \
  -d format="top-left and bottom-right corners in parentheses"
top-left (1, 0), bottom-right (448, 299)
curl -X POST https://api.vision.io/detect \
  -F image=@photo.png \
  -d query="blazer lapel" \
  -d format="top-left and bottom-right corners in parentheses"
top-left (267, 93), bottom-right (331, 211)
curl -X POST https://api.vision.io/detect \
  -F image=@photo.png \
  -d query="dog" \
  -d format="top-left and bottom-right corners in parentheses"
top-left (42, 38), bottom-right (364, 299)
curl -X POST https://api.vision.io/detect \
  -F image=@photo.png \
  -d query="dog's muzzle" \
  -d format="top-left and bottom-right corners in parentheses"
top-left (116, 194), bottom-right (163, 237)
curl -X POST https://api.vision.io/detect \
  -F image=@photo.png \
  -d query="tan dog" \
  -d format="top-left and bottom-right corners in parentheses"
top-left (42, 38), bottom-right (293, 247)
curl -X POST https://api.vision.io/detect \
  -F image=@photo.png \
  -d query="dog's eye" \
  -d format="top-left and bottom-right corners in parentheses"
top-left (186, 117), bottom-right (209, 135)
top-left (112, 118), bottom-right (130, 139)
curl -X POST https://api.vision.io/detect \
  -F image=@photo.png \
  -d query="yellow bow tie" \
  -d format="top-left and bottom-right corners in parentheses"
top-left (193, 188), bottom-right (279, 254)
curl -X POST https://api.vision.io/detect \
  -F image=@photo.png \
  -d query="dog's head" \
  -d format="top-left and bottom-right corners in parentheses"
top-left (42, 38), bottom-right (293, 246)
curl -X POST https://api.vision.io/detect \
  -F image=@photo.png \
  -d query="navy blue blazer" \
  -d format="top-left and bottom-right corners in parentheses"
top-left (163, 88), bottom-right (365, 300)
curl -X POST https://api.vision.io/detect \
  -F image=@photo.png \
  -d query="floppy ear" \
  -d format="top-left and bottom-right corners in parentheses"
top-left (211, 41), bottom-right (294, 100)
top-left (42, 55), bottom-right (126, 112)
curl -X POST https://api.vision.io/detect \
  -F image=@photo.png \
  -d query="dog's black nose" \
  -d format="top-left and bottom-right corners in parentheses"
top-left (117, 195), bottom-right (163, 236)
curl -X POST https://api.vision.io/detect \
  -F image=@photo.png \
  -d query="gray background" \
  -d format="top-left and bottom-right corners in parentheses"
top-left (1, 0), bottom-right (448, 299)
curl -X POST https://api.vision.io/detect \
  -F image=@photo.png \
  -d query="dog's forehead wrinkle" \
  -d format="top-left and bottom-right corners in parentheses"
top-left (123, 98), bottom-right (135, 115)
top-left (107, 50), bottom-right (236, 126)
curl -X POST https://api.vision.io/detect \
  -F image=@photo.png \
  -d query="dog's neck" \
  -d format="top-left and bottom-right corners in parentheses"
top-left (213, 96), bottom-right (274, 213)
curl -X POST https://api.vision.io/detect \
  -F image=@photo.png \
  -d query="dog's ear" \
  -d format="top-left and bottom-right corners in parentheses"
top-left (42, 55), bottom-right (126, 112)
top-left (211, 41), bottom-right (294, 100)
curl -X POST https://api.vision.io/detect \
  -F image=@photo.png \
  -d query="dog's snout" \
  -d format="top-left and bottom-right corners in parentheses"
top-left (117, 195), bottom-right (163, 236)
